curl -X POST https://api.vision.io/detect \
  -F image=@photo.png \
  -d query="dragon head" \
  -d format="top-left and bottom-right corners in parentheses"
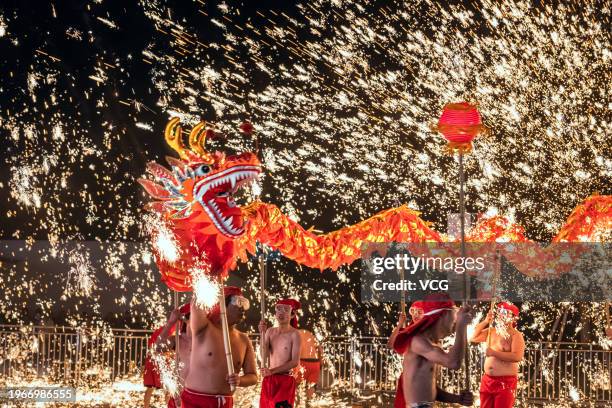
top-left (139, 117), bottom-right (261, 238)
top-left (139, 118), bottom-right (262, 290)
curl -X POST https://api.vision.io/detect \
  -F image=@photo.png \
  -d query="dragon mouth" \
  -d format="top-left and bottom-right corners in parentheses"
top-left (194, 165), bottom-right (261, 238)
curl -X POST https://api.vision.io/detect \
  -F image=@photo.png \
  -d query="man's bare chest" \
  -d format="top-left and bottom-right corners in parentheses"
top-left (270, 332), bottom-right (294, 353)
top-left (491, 333), bottom-right (512, 352)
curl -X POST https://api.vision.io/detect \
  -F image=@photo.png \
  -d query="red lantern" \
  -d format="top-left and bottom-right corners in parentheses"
top-left (436, 102), bottom-right (484, 153)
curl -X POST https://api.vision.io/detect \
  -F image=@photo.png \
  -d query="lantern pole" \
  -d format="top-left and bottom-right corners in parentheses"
top-left (437, 101), bottom-right (482, 392)
top-left (458, 151), bottom-right (471, 390)
top-left (459, 152), bottom-right (469, 301)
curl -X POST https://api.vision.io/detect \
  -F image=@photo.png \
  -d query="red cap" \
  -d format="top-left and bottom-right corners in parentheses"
top-left (498, 302), bottom-right (519, 327)
top-left (277, 298), bottom-right (301, 328)
top-left (393, 293), bottom-right (455, 354)
top-left (498, 302), bottom-right (519, 317)
top-left (224, 286), bottom-right (243, 298)
top-left (277, 298), bottom-right (301, 310)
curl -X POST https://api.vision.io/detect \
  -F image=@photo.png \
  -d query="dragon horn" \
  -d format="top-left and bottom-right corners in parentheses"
top-left (165, 117), bottom-right (189, 160)
top-left (189, 121), bottom-right (206, 155)
top-left (188, 121), bottom-right (215, 164)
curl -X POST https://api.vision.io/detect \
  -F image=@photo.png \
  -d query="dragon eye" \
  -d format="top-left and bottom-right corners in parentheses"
top-left (194, 165), bottom-right (211, 177)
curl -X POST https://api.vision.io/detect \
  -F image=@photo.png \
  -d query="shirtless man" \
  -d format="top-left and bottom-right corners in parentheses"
top-left (297, 328), bottom-right (323, 400)
top-left (182, 286), bottom-right (258, 408)
top-left (471, 302), bottom-right (525, 408)
top-left (392, 293), bottom-right (474, 408)
top-left (156, 303), bottom-right (192, 408)
top-left (388, 301), bottom-right (425, 408)
top-left (259, 298), bottom-right (302, 408)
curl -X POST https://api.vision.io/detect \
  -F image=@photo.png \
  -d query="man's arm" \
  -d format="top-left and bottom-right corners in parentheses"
top-left (412, 307), bottom-right (472, 370)
top-left (237, 336), bottom-right (258, 387)
top-left (269, 331), bottom-right (302, 374)
top-left (189, 296), bottom-right (209, 336)
top-left (486, 331), bottom-right (525, 362)
top-left (436, 387), bottom-right (460, 403)
top-left (412, 336), bottom-right (464, 370)
top-left (155, 308), bottom-right (180, 350)
top-left (470, 312), bottom-right (492, 343)
top-left (436, 387), bottom-right (473, 406)
top-left (259, 322), bottom-right (270, 367)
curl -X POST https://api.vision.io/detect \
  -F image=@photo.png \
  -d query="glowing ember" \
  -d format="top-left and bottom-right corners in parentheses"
top-left (147, 215), bottom-right (180, 264)
top-left (191, 266), bottom-right (221, 310)
top-left (150, 348), bottom-right (181, 397)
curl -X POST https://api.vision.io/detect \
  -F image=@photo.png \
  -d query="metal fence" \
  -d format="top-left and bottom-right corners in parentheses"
top-left (0, 324), bottom-right (149, 385)
top-left (320, 337), bottom-right (612, 404)
top-left (1, 325), bottom-right (610, 404)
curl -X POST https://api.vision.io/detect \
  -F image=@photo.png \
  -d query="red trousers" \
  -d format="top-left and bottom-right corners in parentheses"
top-left (180, 388), bottom-right (233, 408)
top-left (479, 374), bottom-right (517, 408)
top-left (394, 372), bottom-right (405, 408)
top-left (260, 374), bottom-right (297, 408)
top-left (296, 359), bottom-right (321, 385)
top-left (143, 357), bottom-right (162, 389)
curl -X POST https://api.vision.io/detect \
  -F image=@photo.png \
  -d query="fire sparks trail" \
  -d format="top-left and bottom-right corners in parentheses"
top-left (191, 264), bottom-right (221, 310)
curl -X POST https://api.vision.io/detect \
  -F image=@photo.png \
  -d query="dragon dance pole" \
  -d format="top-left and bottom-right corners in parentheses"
top-left (173, 291), bottom-right (180, 370)
top-left (218, 280), bottom-right (236, 392)
top-left (399, 264), bottom-right (406, 317)
top-left (259, 251), bottom-right (267, 368)
top-left (459, 151), bottom-right (471, 390)
top-left (486, 251), bottom-right (501, 348)
top-left (173, 290), bottom-right (180, 405)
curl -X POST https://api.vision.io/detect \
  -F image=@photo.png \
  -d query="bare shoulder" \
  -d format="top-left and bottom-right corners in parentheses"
top-left (411, 334), bottom-right (435, 353)
top-left (236, 330), bottom-right (250, 342)
top-left (292, 328), bottom-right (301, 340)
top-left (511, 329), bottom-right (525, 341)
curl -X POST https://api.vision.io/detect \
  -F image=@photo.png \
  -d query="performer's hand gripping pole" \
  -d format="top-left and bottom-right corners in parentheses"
top-left (218, 280), bottom-right (236, 392)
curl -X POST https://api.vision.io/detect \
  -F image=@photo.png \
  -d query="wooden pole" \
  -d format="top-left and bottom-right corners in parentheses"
top-left (605, 302), bottom-right (612, 340)
top-left (459, 151), bottom-right (471, 389)
top-left (259, 252), bottom-right (267, 368)
top-left (218, 281), bottom-right (236, 392)
top-left (399, 264), bottom-right (406, 317)
top-left (486, 251), bottom-right (501, 348)
top-left (173, 291), bottom-right (180, 406)
top-left (174, 291), bottom-right (180, 369)
top-left (459, 152), bottom-right (469, 301)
